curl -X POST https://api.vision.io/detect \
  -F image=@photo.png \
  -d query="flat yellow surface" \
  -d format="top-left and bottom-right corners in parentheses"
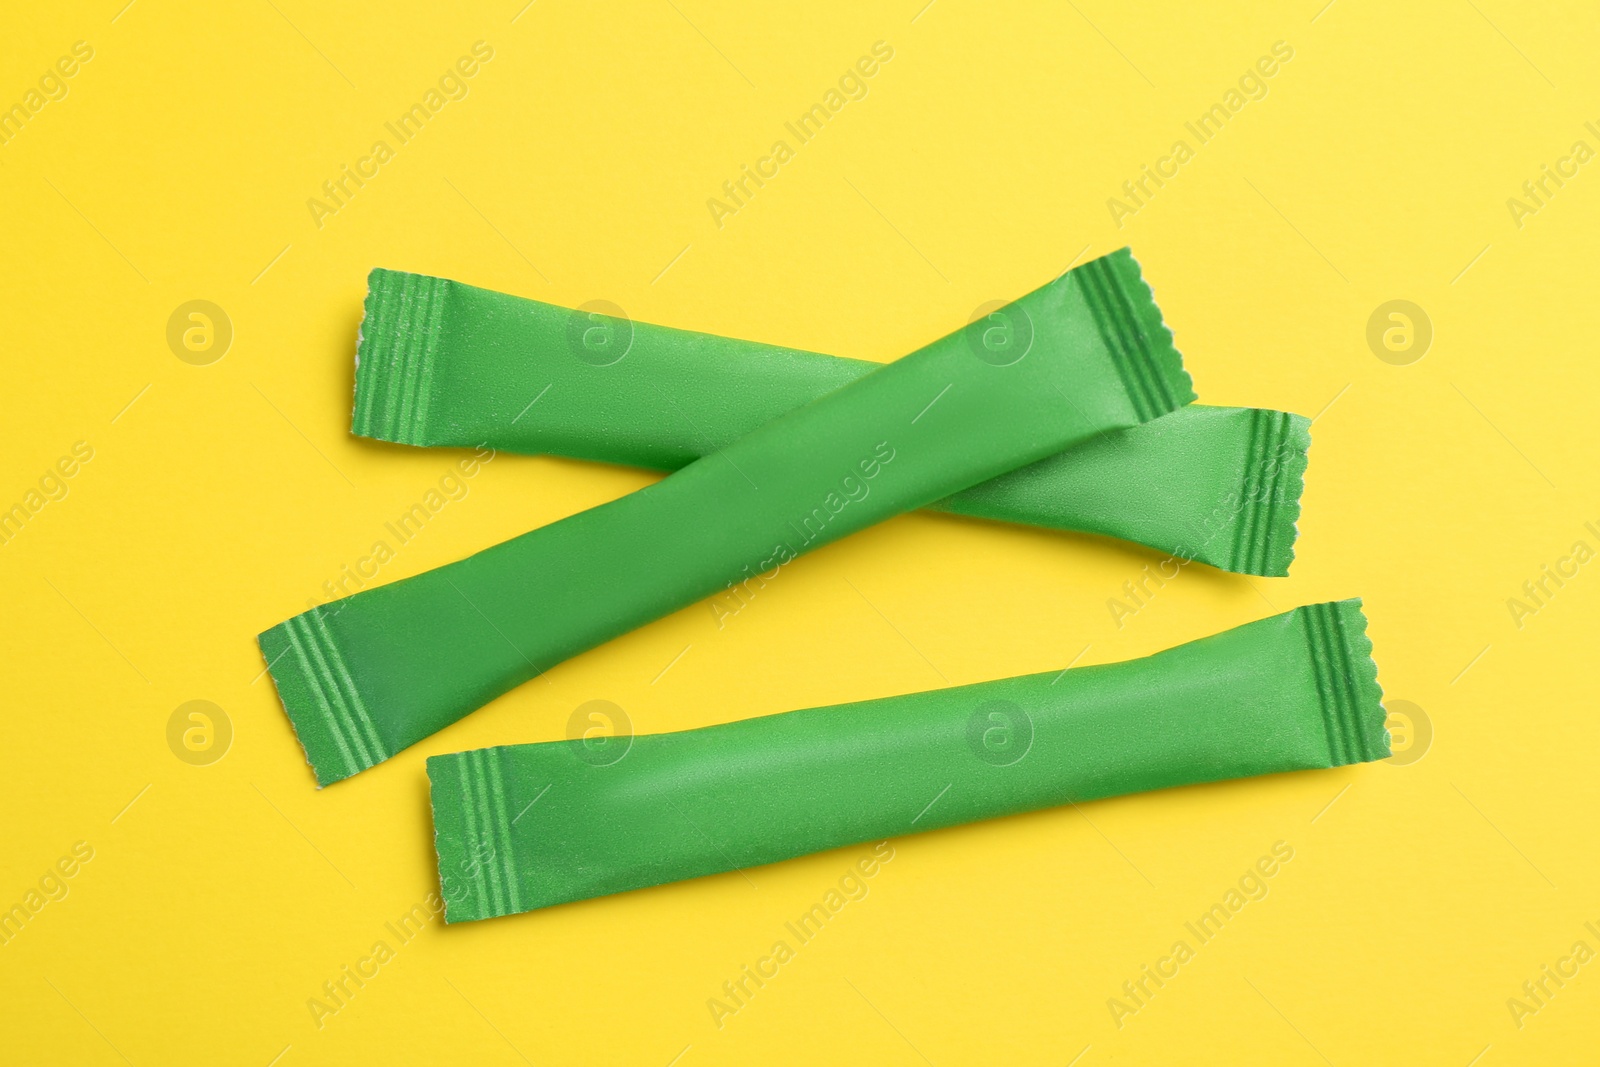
top-left (3, 2), bottom-right (1596, 1063)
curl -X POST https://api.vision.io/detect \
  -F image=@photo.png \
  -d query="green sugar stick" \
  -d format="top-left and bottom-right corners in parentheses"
top-left (262, 250), bottom-right (1193, 785)
top-left (353, 249), bottom-right (1306, 576)
top-left (429, 600), bottom-right (1387, 921)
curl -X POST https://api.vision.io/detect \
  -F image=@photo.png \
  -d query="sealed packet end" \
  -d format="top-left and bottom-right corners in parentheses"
top-left (351, 267), bottom-right (449, 448)
top-left (1078, 248), bottom-right (1196, 424)
top-left (930, 405), bottom-right (1308, 578)
top-left (1298, 598), bottom-right (1388, 766)
top-left (428, 749), bottom-right (524, 923)
top-left (1223, 409), bottom-right (1311, 577)
top-left (258, 609), bottom-right (391, 787)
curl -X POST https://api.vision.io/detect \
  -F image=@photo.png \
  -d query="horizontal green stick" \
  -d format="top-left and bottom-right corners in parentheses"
top-left (429, 600), bottom-right (1387, 921)
top-left (353, 250), bottom-right (1305, 575)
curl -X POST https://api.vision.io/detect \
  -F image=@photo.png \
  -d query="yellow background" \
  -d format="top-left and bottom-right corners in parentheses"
top-left (3, 1), bottom-right (1596, 1063)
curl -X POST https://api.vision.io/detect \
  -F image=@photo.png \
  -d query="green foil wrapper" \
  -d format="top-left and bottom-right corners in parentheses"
top-left (429, 600), bottom-right (1387, 921)
top-left (352, 251), bottom-right (1306, 576)
top-left (261, 250), bottom-right (1193, 785)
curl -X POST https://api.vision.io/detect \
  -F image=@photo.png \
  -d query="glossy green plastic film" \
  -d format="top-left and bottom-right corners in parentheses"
top-left (429, 600), bottom-right (1387, 921)
top-left (262, 251), bottom-right (1193, 785)
top-left (353, 251), bottom-right (1305, 575)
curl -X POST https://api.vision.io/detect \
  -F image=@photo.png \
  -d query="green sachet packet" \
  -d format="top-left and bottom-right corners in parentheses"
top-left (261, 250), bottom-right (1192, 785)
top-left (429, 599), bottom-right (1387, 921)
top-left (353, 250), bottom-right (1306, 576)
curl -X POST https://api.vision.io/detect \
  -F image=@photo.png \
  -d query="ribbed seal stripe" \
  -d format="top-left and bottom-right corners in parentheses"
top-left (1074, 249), bottom-right (1193, 424)
top-left (1228, 409), bottom-right (1310, 577)
top-left (451, 749), bottom-right (522, 921)
top-left (352, 268), bottom-right (448, 446)
top-left (1300, 600), bottom-right (1388, 766)
top-left (278, 610), bottom-right (387, 778)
